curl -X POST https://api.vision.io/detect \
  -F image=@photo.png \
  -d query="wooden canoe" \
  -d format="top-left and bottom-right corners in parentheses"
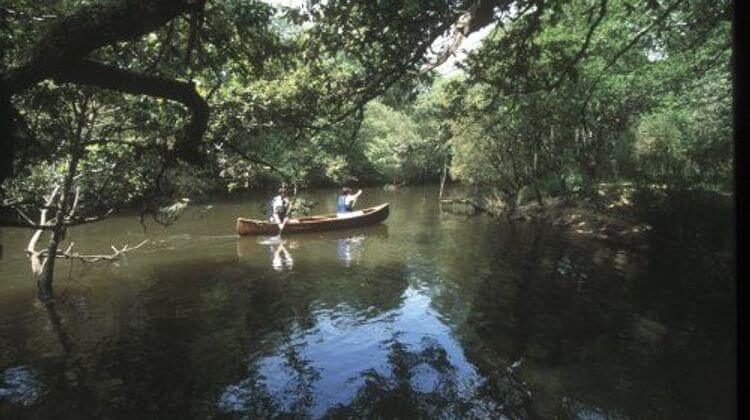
top-left (236, 203), bottom-right (389, 236)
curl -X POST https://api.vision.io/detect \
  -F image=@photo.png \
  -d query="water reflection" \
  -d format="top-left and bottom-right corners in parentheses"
top-left (0, 366), bottom-right (45, 407)
top-left (0, 186), bottom-right (735, 418)
top-left (336, 235), bottom-right (364, 267)
top-left (215, 285), bottom-right (532, 418)
top-left (269, 240), bottom-right (294, 272)
top-left (42, 301), bottom-right (75, 355)
top-left (236, 224), bottom-right (389, 271)
top-left (454, 222), bottom-right (735, 418)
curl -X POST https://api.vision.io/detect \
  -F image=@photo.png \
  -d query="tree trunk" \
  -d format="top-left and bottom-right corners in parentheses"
top-left (36, 227), bottom-right (63, 301)
top-left (438, 159), bottom-right (448, 200)
top-left (0, 0), bottom-right (209, 182)
top-left (0, 0), bottom-right (202, 95)
top-left (0, 97), bottom-right (15, 183)
top-left (34, 150), bottom-right (80, 301)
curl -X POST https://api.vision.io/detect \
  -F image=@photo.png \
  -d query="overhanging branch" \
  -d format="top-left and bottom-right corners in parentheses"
top-left (54, 60), bottom-right (209, 164)
top-left (0, 0), bottom-right (201, 96)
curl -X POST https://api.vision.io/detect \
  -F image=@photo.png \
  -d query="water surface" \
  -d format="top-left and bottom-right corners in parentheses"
top-left (0, 186), bottom-right (735, 418)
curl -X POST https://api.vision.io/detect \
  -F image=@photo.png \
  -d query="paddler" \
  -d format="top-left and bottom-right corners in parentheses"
top-left (336, 187), bottom-right (362, 215)
top-left (268, 187), bottom-right (291, 227)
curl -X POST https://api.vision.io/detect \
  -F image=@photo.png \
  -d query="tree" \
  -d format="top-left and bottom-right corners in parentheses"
top-left (442, 0), bottom-right (731, 204)
top-left (0, 0), bottom-right (731, 299)
top-left (0, 0), bottom-right (505, 297)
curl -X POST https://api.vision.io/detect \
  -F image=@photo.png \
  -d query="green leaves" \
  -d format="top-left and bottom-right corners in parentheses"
top-left (1, 0), bottom-right (732, 223)
top-left (443, 0), bottom-right (731, 195)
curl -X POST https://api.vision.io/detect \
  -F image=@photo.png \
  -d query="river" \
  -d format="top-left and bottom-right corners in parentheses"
top-left (0, 185), bottom-right (736, 418)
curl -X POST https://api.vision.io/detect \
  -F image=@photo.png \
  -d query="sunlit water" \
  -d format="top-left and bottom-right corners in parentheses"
top-left (0, 186), bottom-right (735, 418)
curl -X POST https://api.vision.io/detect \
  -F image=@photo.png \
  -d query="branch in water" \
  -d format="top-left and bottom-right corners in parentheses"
top-left (51, 240), bottom-right (149, 263)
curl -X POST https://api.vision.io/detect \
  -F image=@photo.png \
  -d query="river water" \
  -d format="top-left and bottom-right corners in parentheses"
top-left (0, 186), bottom-right (736, 418)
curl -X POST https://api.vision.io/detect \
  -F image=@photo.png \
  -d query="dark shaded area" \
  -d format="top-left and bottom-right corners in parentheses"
top-left (461, 199), bottom-right (735, 418)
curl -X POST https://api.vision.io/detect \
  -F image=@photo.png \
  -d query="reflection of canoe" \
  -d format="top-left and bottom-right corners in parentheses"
top-left (236, 224), bottom-right (390, 264)
top-left (236, 224), bottom-right (390, 259)
top-left (312, 223), bottom-right (389, 242)
top-left (236, 224), bottom-right (389, 260)
top-left (237, 203), bottom-right (390, 236)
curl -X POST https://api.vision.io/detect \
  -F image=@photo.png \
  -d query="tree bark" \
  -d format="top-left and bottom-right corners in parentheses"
top-left (0, 97), bottom-right (15, 182)
top-left (37, 226), bottom-right (63, 301)
top-left (35, 147), bottom-right (81, 300)
top-left (0, 0), bottom-right (201, 96)
top-left (0, 0), bottom-right (208, 183)
top-left (54, 60), bottom-right (209, 164)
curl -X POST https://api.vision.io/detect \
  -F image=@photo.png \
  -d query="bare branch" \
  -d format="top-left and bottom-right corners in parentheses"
top-left (66, 209), bottom-right (114, 226)
top-left (14, 207), bottom-right (36, 226)
top-left (45, 185), bottom-right (61, 208)
top-left (52, 239), bottom-right (149, 263)
top-left (67, 187), bottom-right (80, 219)
top-left (25, 183), bottom-right (62, 256)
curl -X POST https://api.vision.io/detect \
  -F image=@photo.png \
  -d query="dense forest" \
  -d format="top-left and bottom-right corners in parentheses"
top-left (0, 0), bottom-right (732, 297)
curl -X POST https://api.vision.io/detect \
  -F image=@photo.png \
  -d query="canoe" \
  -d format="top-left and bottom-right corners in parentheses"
top-left (236, 203), bottom-right (390, 236)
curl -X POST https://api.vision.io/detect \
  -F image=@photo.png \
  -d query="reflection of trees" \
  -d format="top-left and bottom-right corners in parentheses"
top-left (42, 301), bottom-right (75, 355)
top-left (322, 263), bottom-right (408, 314)
top-left (323, 334), bottom-right (531, 418)
top-left (220, 332), bottom-right (530, 418)
top-left (0, 257), bottom-right (293, 417)
top-left (457, 222), bottom-right (735, 419)
top-left (280, 342), bottom-right (321, 415)
top-left (78, 254), bottom-right (410, 416)
top-left (216, 366), bottom-right (280, 417)
top-left (218, 327), bottom-right (322, 418)
top-left (0, 298), bottom-right (110, 417)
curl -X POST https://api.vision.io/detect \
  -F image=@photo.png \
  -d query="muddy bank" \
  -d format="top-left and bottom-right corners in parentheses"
top-left (443, 184), bottom-right (734, 252)
top-left (504, 196), bottom-right (652, 248)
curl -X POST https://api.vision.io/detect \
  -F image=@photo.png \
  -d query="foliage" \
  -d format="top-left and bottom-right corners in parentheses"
top-left (440, 0), bottom-right (731, 201)
top-left (356, 100), bottom-right (442, 184)
top-left (0, 0), bottom-right (733, 220)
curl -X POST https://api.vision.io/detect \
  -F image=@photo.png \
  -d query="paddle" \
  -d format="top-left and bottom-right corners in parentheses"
top-left (274, 185), bottom-right (297, 239)
top-left (349, 189), bottom-right (363, 210)
top-left (276, 212), bottom-right (290, 236)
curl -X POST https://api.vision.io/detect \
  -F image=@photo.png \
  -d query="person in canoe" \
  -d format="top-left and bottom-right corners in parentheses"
top-left (336, 187), bottom-right (363, 216)
top-left (268, 187), bottom-right (291, 227)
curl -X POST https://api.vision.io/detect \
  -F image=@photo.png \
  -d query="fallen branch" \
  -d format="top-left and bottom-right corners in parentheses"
top-left (52, 240), bottom-right (149, 263)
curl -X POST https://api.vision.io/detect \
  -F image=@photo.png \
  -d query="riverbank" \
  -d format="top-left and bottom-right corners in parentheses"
top-left (465, 183), bottom-right (734, 253)
top-left (506, 195), bottom-right (651, 248)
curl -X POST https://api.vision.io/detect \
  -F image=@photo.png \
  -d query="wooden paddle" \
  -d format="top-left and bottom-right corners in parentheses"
top-left (349, 189), bottom-right (363, 210)
top-left (275, 185), bottom-right (297, 238)
top-left (276, 212), bottom-right (290, 236)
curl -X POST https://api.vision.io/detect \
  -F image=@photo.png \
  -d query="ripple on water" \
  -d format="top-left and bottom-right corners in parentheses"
top-left (0, 366), bottom-right (45, 407)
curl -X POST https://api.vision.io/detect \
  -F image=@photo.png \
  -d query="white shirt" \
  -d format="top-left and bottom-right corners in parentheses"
top-left (271, 195), bottom-right (284, 211)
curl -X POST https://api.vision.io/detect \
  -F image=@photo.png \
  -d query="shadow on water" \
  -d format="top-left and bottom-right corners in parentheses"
top-left (458, 221), bottom-right (736, 419)
top-left (0, 185), bottom-right (736, 419)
